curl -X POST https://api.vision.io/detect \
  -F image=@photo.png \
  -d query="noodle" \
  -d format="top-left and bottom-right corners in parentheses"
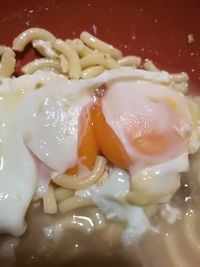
top-left (32, 39), bottom-right (59, 59)
top-left (68, 39), bottom-right (93, 57)
top-left (46, 209), bottom-right (105, 235)
top-left (80, 52), bottom-right (107, 69)
top-left (169, 73), bottom-right (189, 94)
top-left (0, 46), bottom-right (16, 77)
top-left (87, 208), bottom-right (106, 230)
top-left (53, 39), bottom-right (81, 79)
top-left (118, 56), bottom-right (141, 67)
top-left (143, 205), bottom-right (158, 217)
top-left (12, 28), bottom-right (56, 52)
top-left (80, 66), bottom-right (104, 79)
top-left (54, 187), bottom-right (74, 202)
top-left (58, 196), bottom-right (94, 213)
top-left (80, 31), bottom-right (122, 59)
top-left (105, 54), bottom-right (119, 69)
top-left (53, 156), bottom-right (107, 190)
top-left (170, 72), bottom-right (189, 83)
top-left (59, 54), bottom-right (69, 73)
top-left (21, 58), bottom-right (61, 74)
top-left (43, 184), bottom-right (58, 214)
top-left (143, 60), bottom-right (160, 72)
top-left (170, 81), bottom-right (188, 94)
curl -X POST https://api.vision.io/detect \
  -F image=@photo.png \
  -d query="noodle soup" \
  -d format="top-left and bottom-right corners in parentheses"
top-left (0, 28), bottom-right (200, 267)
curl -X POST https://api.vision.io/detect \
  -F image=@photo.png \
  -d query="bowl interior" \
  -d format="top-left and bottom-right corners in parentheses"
top-left (0, 0), bottom-right (199, 93)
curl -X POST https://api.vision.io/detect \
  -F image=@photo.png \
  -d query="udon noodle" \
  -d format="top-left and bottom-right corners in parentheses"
top-left (1, 27), bottom-right (200, 267)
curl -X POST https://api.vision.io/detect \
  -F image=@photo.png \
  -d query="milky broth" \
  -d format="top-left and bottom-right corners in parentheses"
top-left (0, 150), bottom-right (200, 267)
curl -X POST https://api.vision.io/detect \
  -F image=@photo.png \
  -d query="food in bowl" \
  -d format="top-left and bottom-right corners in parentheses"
top-left (0, 28), bottom-right (200, 266)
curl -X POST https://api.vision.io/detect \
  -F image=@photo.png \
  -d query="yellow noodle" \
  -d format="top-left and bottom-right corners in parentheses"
top-left (127, 191), bottom-right (151, 205)
top-left (87, 208), bottom-right (106, 230)
top-left (65, 39), bottom-right (81, 52)
top-left (143, 205), bottom-right (158, 217)
top-left (105, 54), bottom-right (119, 69)
top-left (53, 156), bottom-right (107, 190)
top-left (80, 31), bottom-right (122, 59)
top-left (58, 196), bottom-right (94, 213)
top-left (21, 58), bottom-right (61, 74)
top-left (54, 187), bottom-right (74, 202)
top-left (0, 46), bottom-right (16, 77)
top-left (43, 184), bottom-right (58, 214)
top-left (170, 81), bottom-right (188, 94)
top-left (143, 60), bottom-right (160, 71)
top-left (59, 54), bottom-right (69, 73)
top-left (44, 215), bottom-right (94, 235)
top-left (96, 169), bottom-right (108, 186)
top-left (32, 39), bottom-right (59, 59)
top-left (127, 170), bottom-right (180, 205)
top-left (81, 66), bottom-right (104, 79)
top-left (170, 72), bottom-right (189, 83)
top-left (58, 215), bottom-right (96, 233)
top-left (53, 39), bottom-right (81, 79)
top-left (127, 185), bottom-right (179, 205)
top-left (80, 52), bottom-right (107, 69)
top-left (12, 28), bottom-right (56, 52)
top-left (118, 56), bottom-right (141, 67)
top-left (69, 39), bottom-right (93, 57)
top-left (48, 210), bottom-right (105, 235)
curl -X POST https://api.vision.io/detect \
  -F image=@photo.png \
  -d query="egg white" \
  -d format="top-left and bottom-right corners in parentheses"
top-left (0, 67), bottom-right (198, 237)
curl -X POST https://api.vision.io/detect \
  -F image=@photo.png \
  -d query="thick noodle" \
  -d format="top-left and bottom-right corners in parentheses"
top-left (53, 39), bottom-right (81, 79)
top-left (53, 156), bottom-right (107, 190)
top-left (80, 31), bottom-right (122, 59)
top-left (43, 184), bottom-right (58, 214)
top-left (58, 196), bottom-right (94, 213)
top-left (12, 28), bottom-right (56, 52)
top-left (22, 58), bottom-right (61, 74)
top-left (0, 46), bottom-right (16, 77)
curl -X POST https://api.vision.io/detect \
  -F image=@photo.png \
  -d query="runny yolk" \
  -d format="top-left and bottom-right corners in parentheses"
top-left (92, 103), bottom-right (132, 169)
top-left (92, 100), bottom-right (184, 170)
top-left (68, 85), bottom-right (186, 173)
top-left (127, 128), bottom-right (182, 156)
top-left (67, 106), bottom-right (99, 175)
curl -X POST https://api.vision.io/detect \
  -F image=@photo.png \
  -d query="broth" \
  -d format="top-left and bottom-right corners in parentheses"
top-left (1, 151), bottom-right (200, 267)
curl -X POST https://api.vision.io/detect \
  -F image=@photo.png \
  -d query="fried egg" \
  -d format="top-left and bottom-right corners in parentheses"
top-left (76, 167), bottom-right (153, 245)
top-left (93, 79), bottom-right (190, 169)
top-left (0, 67), bottom-right (198, 236)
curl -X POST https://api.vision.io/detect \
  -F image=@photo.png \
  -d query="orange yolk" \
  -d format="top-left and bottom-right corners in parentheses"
top-left (127, 127), bottom-right (182, 156)
top-left (68, 81), bottom-right (187, 173)
top-left (92, 100), bottom-right (185, 170)
top-left (67, 106), bottom-right (99, 175)
top-left (92, 103), bottom-right (132, 169)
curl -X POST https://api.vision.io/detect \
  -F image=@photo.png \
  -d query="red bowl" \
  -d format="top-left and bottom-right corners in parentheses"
top-left (0, 1), bottom-right (200, 266)
top-left (0, 0), bottom-right (199, 93)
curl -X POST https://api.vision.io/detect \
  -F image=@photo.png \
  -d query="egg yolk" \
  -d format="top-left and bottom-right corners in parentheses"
top-left (69, 80), bottom-right (188, 173)
top-left (67, 106), bottom-right (99, 174)
top-left (126, 124), bottom-right (182, 156)
top-left (92, 88), bottom-right (186, 169)
top-left (92, 103), bottom-right (132, 169)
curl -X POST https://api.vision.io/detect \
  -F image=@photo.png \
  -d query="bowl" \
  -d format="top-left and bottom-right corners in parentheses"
top-left (0, 0), bottom-right (199, 92)
top-left (0, 1), bottom-right (200, 267)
